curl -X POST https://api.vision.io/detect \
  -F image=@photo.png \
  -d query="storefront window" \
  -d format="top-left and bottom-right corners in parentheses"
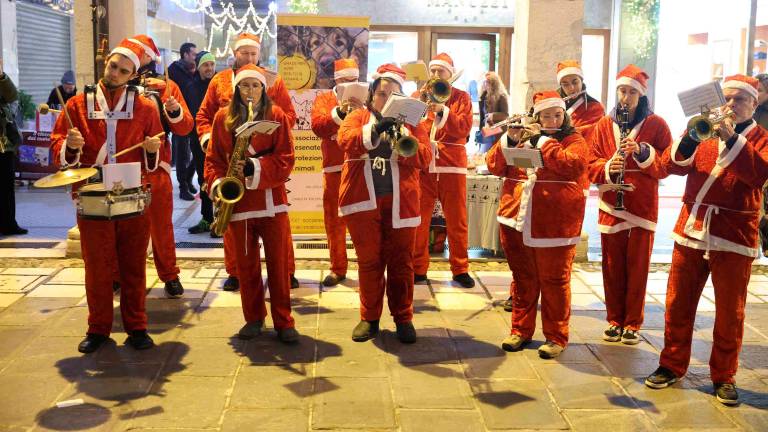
top-left (436, 35), bottom-right (496, 95)
top-left (582, 33), bottom-right (606, 105)
top-left (368, 31), bottom-right (418, 95)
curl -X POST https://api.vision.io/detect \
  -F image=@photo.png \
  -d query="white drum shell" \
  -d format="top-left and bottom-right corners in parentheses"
top-left (75, 183), bottom-right (151, 220)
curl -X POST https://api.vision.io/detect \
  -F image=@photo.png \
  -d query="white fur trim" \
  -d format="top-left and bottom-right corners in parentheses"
top-left (362, 122), bottom-right (378, 151)
top-left (322, 164), bottom-right (343, 173)
top-left (200, 133), bottom-right (211, 149)
top-left (616, 76), bottom-right (646, 95)
top-left (165, 105), bottom-right (184, 124)
top-left (127, 38), bottom-right (158, 61)
top-left (374, 72), bottom-right (405, 87)
top-left (234, 70), bottom-right (267, 89)
top-left (723, 80), bottom-right (758, 100)
top-left (334, 68), bottom-right (359, 80)
top-left (60, 141), bottom-right (81, 166)
top-left (557, 67), bottom-right (584, 83)
top-left (597, 199), bottom-right (657, 232)
top-left (331, 106), bottom-right (344, 126)
top-left (434, 104), bottom-right (450, 130)
top-left (110, 47), bottom-right (141, 71)
top-left (143, 147), bottom-right (160, 172)
top-left (633, 142), bottom-right (656, 169)
top-left (429, 59), bottom-right (454, 76)
top-left (245, 158), bottom-right (262, 189)
top-left (233, 38), bottom-right (261, 52)
top-left (670, 137), bottom-right (696, 166)
top-left (533, 98), bottom-right (566, 115)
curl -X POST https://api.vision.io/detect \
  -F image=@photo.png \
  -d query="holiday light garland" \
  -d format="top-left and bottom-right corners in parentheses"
top-left (623, 0), bottom-right (659, 62)
top-left (170, 0), bottom-right (278, 57)
top-left (288, 0), bottom-right (319, 14)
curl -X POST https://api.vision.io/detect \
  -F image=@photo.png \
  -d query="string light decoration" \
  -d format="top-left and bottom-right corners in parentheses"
top-left (170, 0), bottom-right (278, 57)
top-left (288, 0), bottom-right (318, 13)
top-left (623, 0), bottom-right (660, 62)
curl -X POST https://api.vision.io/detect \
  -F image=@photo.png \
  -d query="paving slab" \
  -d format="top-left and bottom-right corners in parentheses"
top-left (221, 408), bottom-right (308, 432)
top-left (311, 376), bottom-right (395, 429)
top-left (398, 409), bottom-right (485, 432)
top-left (469, 378), bottom-right (568, 430)
top-left (390, 363), bottom-right (474, 409)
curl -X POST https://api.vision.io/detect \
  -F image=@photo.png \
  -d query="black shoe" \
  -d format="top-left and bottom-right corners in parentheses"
top-left (179, 189), bottom-right (195, 201)
top-left (290, 274), bottom-right (300, 289)
top-left (112, 281), bottom-right (120, 294)
top-left (187, 182), bottom-right (197, 194)
top-left (414, 274), bottom-right (428, 284)
top-left (714, 382), bottom-right (739, 406)
top-left (1, 226), bottom-right (28, 236)
top-left (210, 230), bottom-right (222, 239)
top-left (645, 366), bottom-right (679, 389)
top-left (322, 272), bottom-right (346, 287)
top-left (237, 321), bottom-right (263, 340)
top-left (164, 278), bottom-right (184, 298)
top-left (77, 333), bottom-right (108, 353)
top-left (277, 327), bottom-right (300, 344)
top-left (502, 296), bottom-right (513, 312)
top-left (188, 219), bottom-right (211, 234)
top-left (223, 276), bottom-right (239, 291)
top-left (395, 321), bottom-right (417, 344)
top-left (452, 273), bottom-right (475, 288)
top-left (352, 320), bottom-right (379, 342)
top-left (126, 330), bottom-right (154, 350)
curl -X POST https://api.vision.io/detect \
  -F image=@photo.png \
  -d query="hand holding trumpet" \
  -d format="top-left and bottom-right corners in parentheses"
top-left (339, 96), bottom-right (364, 113)
top-left (713, 109), bottom-right (735, 142)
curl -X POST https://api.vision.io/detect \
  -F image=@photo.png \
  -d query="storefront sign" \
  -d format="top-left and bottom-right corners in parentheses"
top-left (425, 0), bottom-right (510, 8)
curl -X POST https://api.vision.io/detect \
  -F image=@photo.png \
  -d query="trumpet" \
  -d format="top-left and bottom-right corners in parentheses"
top-left (383, 119), bottom-right (418, 157)
top-left (210, 99), bottom-right (253, 236)
top-left (686, 108), bottom-right (735, 142)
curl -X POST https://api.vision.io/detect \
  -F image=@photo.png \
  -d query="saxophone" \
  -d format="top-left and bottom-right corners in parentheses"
top-left (210, 99), bottom-right (254, 236)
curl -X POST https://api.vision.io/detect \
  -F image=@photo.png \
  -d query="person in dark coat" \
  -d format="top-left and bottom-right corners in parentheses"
top-left (46, 70), bottom-right (77, 109)
top-left (0, 59), bottom-right (26, 236)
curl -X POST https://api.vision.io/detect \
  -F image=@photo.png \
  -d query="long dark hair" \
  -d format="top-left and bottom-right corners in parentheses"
top-left (225, 83), bottom-right (272, 132)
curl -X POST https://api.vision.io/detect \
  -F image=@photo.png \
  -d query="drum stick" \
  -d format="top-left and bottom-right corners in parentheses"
top-left (53, 82), bottom-right (74, 129)
top-left (112, 132), bottom-right (166, 158)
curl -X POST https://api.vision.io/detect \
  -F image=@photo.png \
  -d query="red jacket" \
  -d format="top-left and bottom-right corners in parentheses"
top-left (662, 121), bottom-right (768, 258)
top-left (310, 89), bottom-right (345, 172)
top-left (486, 132), bottom-right (590, 247)
top-left (50, 83), bottom-right (164, 181)
top-left (411, 86), bottom-right (473, 174)
top-left (568, 96), bottom-right (605, 142)
top-left (196, 68), bottom-right (296, 147)
top-left (145, 78), bottom-right (194, 174)
top-left (204, 105), bottom-right (294, 221)
top-left (588, 114), bottom-right (671, 233)
top-left (336, 109), bottom-right (432, 228)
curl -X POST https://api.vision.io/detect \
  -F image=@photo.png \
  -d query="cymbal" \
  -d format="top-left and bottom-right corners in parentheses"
top-left (34, 167), bottom-right (98, 188)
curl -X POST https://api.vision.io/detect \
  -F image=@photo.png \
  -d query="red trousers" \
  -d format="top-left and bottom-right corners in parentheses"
top-left (230, 213), bottom-right (295, 329)
top-left (323, 172), bottom-right (348, 275)
top-left (500, 225), bottom-right (575, 347)
top-left (659, 243), bottom-right (751, 384)
top-left (414, 172), bottom-right (469, 276)
top-left (601, 228), bottom-right (654, 331)
top-left (78, 214), bottom-right (151, 336)
top-left (344, 195), bottom-right (416, 323)
top-left (146, 170), bottom-right (179, 282)
top-left (224, 212), bottom-right (296, 277)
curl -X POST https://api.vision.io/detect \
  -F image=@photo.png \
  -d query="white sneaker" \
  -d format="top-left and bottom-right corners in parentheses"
top-left (603, 324), bottom-right (623, 342)
top-left (621, 329), bottom-right (641, 345)
top-left (538, 341), bottom-right (564, 359)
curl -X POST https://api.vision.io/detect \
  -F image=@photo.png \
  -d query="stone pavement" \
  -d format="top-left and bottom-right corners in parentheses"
top-left (0, 263), bottom-right (767, 431)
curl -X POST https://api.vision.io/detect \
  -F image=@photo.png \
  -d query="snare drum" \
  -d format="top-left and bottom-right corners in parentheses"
top-left (75, 182), bottom-right (152, 220)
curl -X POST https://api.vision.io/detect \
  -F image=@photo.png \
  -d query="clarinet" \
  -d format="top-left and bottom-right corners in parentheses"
top-left (614, 104), bottom-right (631, 211)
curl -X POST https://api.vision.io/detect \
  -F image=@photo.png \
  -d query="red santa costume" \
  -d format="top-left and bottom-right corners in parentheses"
top-left (654, 75), bottom-right (768, 386)
top-left (195, 33), bottom-right (297, 286)
top-left (556, 60), bottom-right (605, 143)
top-left (588, 65), bottom-right (671, 337)
top-left (50, 40), bottom-right (164, 339)
top-left (485, 91), bottom-right (590, 351)
top-left (337, 64), bottom-right (432, 334)
top-left (411, 53), bottom-right (474, 283)
top-left (131, 34), bottom-right (194, 289)
top-left (310, 58), bottom-right (360, 282)
top-left (203, 64), bottom-right (297, 334)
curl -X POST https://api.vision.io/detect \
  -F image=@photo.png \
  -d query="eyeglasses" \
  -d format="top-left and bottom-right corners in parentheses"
top-left (237, 84), bottom-right (262, 92)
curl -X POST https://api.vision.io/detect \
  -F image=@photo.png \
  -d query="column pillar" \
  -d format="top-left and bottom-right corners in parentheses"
top-left (510, 0), bottom-right (585, 112)
top-left (108, 0), bottom-right (147, 46)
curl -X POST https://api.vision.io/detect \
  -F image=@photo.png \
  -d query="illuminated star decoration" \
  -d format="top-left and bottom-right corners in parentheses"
top-left (624, 0), bottom-right (660, 62)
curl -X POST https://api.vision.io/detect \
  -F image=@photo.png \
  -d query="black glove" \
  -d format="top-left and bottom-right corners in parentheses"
top-left (243, 159), bottom-right (255, 177)
top-left (374, 117), bottom-right (398, 135)
top-left (335, 107), bottom-right (347, 120)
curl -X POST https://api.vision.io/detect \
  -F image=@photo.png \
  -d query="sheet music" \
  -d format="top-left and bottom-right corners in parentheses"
top-left (336, 82), bottom-right (369, 103)
top-left (501, 147), bottom-right (544, 168)
top-left (677, 81), bottom-right (726, 117)
top-left (236, 120), bottom-right (281, 138)
top-left (380, 94), bottom-right (428, 127)
top-left (402, 60), bottom-right (429, 82)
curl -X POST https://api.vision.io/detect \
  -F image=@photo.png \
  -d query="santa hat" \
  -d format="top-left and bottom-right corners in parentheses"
top-left (334, 58), bottom-right (359, 80)
top-left (429, 52), bottom-right (455, 76)
top-left (722, 74), bottom-right (759, 100)
top-left (372, 63), bottom-right (406, 87)
top-left (616, 64), bottom-right (649, 95)
top-left (109, 39), bottom-right (145, 72)
top-left (556, 60), bottom-right (584, 83)
top-left (128, 34), bottom-right (160, 62)
top-left (233, 64), bottom-right (268, 89)
top-left (532, 91), bottom-right (566, 115)
top-left (233, 33), bottom-right (261, 52)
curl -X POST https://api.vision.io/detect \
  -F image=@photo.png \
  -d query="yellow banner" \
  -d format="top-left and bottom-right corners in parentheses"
top-left (277, 14), bottom-right (370, 28)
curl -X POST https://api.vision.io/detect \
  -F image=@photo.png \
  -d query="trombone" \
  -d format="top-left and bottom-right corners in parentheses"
top-left (686, 108), bottom-right (735, 142)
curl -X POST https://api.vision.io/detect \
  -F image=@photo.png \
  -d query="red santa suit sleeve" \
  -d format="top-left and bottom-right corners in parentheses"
top-left (311, 90), bottom-right (345, 172)
top-left (412, 87), bottom-right (473, 172)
